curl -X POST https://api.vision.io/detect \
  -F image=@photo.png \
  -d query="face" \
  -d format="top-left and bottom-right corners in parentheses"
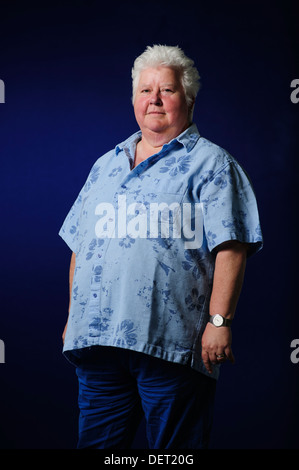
top-left (133, 67), bottom-right (190, 140)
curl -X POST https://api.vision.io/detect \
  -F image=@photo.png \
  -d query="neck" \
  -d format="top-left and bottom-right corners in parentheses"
top-left (141, 123), bottom-right (190, 149)
top-left (133, 137), bottom-right (161, 167)
top-left (134, 122), bottom-right (192, 168)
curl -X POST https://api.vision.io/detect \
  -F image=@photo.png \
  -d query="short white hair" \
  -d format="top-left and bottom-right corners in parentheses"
top-left (131, 45), bottom-right (201, 108)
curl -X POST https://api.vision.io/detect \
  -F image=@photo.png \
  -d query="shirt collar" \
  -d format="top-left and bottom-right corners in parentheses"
top-left (176, 123), bottom-right (200, 152)
top-left (115, 131), bottom-right (142, 156)
top-left (115, 123), bottom-right (200, 156)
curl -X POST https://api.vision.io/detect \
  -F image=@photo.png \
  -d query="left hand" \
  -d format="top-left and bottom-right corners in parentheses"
top-left (201, 323), bottom-right (235, 374)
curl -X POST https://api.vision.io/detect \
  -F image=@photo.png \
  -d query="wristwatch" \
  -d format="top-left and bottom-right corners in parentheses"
top-left (209, 314), bottom-right (232, 327)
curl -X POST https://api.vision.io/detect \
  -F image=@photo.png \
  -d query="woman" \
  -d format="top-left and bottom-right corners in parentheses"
top-left (59, 45), bottom-right (263, 449)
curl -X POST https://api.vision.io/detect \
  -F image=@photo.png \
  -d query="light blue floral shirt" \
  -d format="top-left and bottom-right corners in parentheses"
top-left (59, 123), bottom-right (262, 379)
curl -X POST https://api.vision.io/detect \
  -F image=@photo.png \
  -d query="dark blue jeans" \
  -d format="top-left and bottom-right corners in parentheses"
top-left (75, 346), bottom-right (216, 449)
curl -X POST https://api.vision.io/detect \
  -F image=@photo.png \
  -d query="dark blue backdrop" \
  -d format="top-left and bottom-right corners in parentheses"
top-left (0, 0), bottom-right (298, 449)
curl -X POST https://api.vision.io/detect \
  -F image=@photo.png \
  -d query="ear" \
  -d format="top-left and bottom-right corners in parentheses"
top-left (189, 97), bottom-right (195, 111)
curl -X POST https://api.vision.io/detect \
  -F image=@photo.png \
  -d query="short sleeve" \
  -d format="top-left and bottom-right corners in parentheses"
top-left (201, 160), bottom-right (263, 257)
top-left (58, 160), bottom-right (101, 253)
top-left (58, 191), bottom-right (83, 253)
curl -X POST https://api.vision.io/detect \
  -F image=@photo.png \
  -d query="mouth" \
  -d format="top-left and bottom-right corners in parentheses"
top-left (147, 111), bottom-right (166, 115)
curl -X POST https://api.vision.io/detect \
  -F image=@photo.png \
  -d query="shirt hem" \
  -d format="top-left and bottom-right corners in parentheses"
top-left (63, 340), bottom-right (220, 380)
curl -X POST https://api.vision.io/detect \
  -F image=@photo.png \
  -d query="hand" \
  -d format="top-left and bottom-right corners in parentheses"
top-left (201, 323), bottom-right (235, 374)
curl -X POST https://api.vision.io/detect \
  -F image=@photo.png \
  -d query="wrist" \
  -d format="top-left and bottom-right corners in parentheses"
top-left (209, 314), bottom-right (233, 327)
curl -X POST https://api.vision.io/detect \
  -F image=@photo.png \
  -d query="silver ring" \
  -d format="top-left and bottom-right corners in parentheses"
top-left (216, 354), bottom-right (225, 359)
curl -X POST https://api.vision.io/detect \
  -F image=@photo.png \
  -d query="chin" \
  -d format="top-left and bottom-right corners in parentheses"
top-left (147, 125), bottom-right (168, 133)
top-left (146, 119), bottom-right (169, 131)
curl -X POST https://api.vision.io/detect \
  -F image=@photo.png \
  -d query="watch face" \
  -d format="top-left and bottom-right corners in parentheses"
top-left (213, 314), bottom-right (224, 326)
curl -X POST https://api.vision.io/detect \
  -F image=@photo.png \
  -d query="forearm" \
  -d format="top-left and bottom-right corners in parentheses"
top-left (201, 241), bottom-right (248, 373)
top-left (209, 241), bottom-right (247, 320)
top-left (69, 252), bottom-right (76, 313)
top-left (62, 252), bottom-right (76, 344)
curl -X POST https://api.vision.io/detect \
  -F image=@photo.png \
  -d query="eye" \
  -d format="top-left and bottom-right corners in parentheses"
top-left (161, 88), bottom-right (174, 94)
top-left (141, 89), bottom-right (150, 94)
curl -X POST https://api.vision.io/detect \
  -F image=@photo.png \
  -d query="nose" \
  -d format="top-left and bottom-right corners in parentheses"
top-left (150, 91), bottom-right (162, 106)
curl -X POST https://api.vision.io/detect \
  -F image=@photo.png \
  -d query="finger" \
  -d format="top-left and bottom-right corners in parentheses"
top-left (215, 352), bottom-right (227, 363)
top-left (201, 349), bottom-right (213, 374)
top-left (212, 352), bottom-right (221, 364)
top-left (224, 347), bottom-right (235, 364)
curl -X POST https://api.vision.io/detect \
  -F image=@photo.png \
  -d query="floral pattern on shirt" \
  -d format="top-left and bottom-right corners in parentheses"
top-left (59, 123), bottom-right (263, 379)
top-left (159, 155), bottom-right (192, 176)
top-left (113, 320), bottom-right (138, 347)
